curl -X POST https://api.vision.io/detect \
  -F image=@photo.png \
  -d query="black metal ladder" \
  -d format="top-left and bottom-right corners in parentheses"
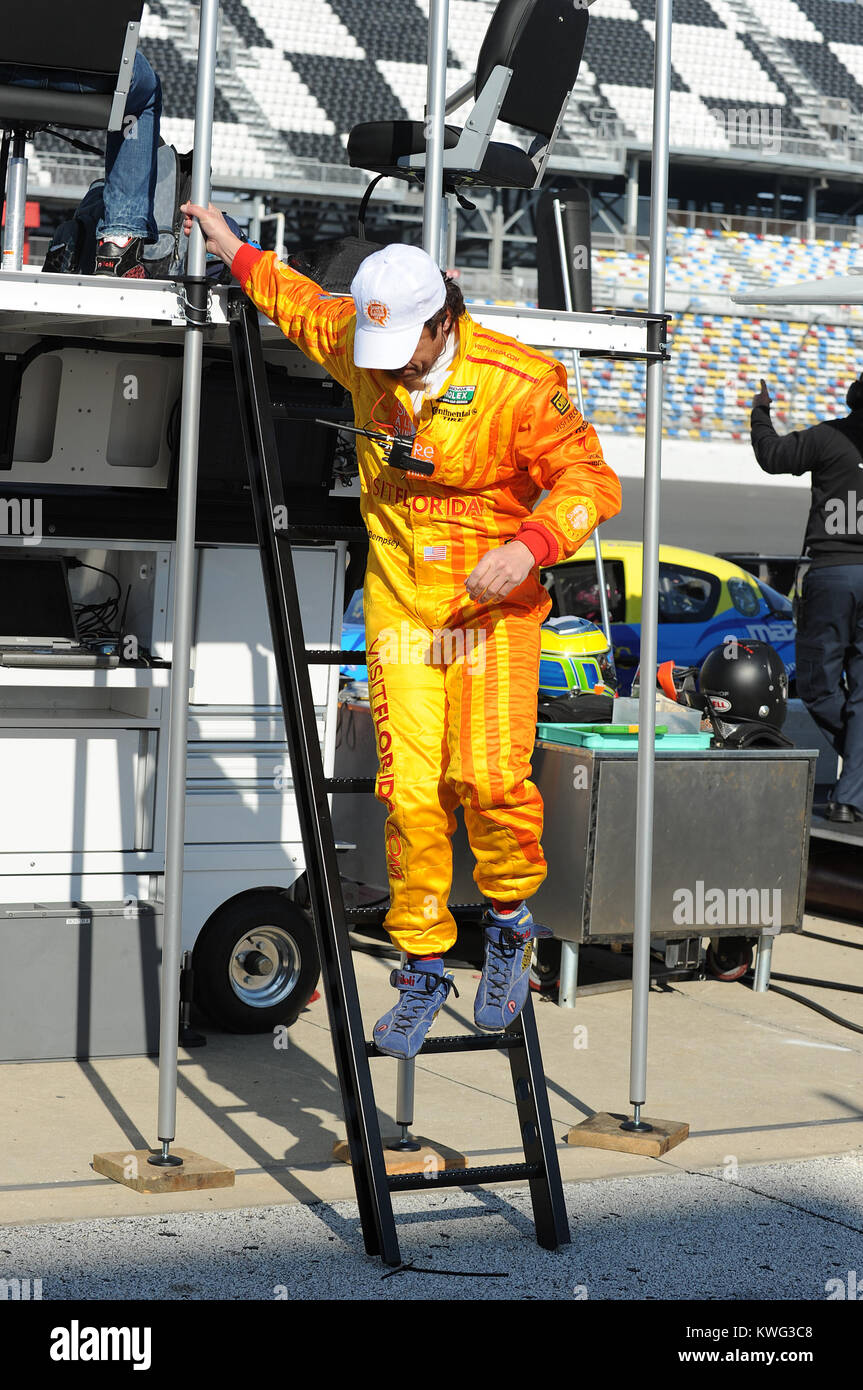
top-left (229, 294), bottom-right (570, 1267)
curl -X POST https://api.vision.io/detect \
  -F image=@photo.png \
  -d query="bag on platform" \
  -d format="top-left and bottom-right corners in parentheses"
top-left (43, 145), bottom-right (242, 282)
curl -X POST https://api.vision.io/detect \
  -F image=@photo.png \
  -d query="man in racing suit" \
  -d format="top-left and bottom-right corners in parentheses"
top-left (182, 205), bottom-right (622, 1056)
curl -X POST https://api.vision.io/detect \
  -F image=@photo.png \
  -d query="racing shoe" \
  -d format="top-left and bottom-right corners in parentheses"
top-left (94, 235), bottom-right (147, 278)
top-left (373, 958), bottom-right (458, 1059)
top-left (475, 902), bottom-right (538, 1032)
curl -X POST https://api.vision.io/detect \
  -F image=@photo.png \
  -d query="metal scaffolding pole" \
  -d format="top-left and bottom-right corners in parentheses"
top-left (150, 0), bottom-right (220, 1168)
top-left (627, 0), bottom-right (672, 1132)
top-left (551, 196), bottom-right (612, 646)
top-left (423, 0), bottom-right (450, 263)
top-left (392, 0), bottom-right (452, 1152)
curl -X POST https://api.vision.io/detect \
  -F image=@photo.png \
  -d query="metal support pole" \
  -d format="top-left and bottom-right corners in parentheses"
top-left (805, 180), bottom-right (816, 241)
top-left (392, 0), bottom-right (451, 1151)
top-left (558, 941), bottom-right (579, 1009)
top-left (422, 0), bottom-right (450, 263)
top-left (753, 933), bottom-right (774, 993)
top-left (445, 192), bottom-right (458, 268)
top-left (489, 198), bottom-right (504, 277)
top-left (624, 0), bottom-right (672, 1136)
top-left (552, 198), bottom-right (612, 646)
top-left (1, 133), bottom-right (28, 272)
top-left (624, 157), bottom-right (639, 242)
top-left (150, 0), bottom-right (219, 1168)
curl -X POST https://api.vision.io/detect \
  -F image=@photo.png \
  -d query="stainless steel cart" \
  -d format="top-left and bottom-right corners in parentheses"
top-left (332, 702), bottom-right (817, 1004)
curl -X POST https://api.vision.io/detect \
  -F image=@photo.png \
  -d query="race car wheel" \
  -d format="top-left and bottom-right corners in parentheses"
top-left (706, 937), bottom-right (753, 982)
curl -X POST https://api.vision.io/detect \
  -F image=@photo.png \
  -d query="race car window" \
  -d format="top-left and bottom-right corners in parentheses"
top-left (657, 563), bottom-right (719, 624)
top-left (544, 560), bottom-right (626, 625)
top-left (728, 576), bottom-right (761, 617)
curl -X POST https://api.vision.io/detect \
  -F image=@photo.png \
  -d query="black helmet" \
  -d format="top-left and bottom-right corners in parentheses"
top-left (698, 640), bottom-right (788, 730)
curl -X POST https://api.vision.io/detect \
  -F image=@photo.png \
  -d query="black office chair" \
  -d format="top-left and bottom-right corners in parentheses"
top-left (0, 0), bottom-right (144, 269)
top-left (347, 0), bottom-right (589, 199)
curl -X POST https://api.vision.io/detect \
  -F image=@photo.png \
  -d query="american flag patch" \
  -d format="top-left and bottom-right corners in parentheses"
top-left (423, 545), bottom-right (447, 562)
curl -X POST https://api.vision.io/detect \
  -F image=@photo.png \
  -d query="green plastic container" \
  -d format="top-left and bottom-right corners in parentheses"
top-left (536, 722), bottom-right (712, 751)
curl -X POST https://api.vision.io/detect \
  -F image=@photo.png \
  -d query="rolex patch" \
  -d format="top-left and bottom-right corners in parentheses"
top-left (440, 384), bottom-right (476, 404)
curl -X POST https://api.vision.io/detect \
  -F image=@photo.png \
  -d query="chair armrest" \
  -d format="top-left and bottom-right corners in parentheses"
top-left (402, 64), bottom-right (513, 175)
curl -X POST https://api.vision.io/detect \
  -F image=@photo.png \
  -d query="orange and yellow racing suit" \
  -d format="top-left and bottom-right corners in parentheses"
top-left (232, 245), bottom-right (622, 955)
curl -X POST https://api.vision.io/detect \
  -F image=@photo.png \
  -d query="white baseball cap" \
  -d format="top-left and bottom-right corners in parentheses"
top-left (351, 244), bottom-right (446, 369)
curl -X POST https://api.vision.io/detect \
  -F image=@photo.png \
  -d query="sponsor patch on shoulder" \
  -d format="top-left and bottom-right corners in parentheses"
top-left (550, 389), bottom-right (573, 416)
top-left (440, 384), bottom-right (476, 404)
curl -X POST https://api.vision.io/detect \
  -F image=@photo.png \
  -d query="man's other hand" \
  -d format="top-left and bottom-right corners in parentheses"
top-left (753, 377), bottom-right (772, 410)
top-left (180, 202), bottom-right (243, 268)
top-left (465, 540), bottom-right (535, 603)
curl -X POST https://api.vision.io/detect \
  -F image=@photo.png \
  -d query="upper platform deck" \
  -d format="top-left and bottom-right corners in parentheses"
top-left (0, 269), bottom-right (667, 362)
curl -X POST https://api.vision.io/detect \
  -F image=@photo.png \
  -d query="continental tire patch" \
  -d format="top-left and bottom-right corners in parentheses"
top-left (556, 496), bottom-right (597, 542)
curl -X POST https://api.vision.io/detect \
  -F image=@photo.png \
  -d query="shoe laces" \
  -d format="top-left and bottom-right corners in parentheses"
top-left (483, 928), bottom-right (528, 1006)
top-left (387, 968), bottom-right (458, 1038)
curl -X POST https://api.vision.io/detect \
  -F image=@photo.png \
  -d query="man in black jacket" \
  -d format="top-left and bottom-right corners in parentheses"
top-left (751, 375), bottom-right (863, 821)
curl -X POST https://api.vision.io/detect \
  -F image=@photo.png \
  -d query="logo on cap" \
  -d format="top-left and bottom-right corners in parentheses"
top-left (366, 300), bottom-right (389, 326)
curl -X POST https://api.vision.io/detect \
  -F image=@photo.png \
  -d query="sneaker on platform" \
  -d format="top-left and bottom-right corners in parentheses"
top-left (474, 902), bottom-right (538, 1032)
top-left (94, 235), bottom-right (146, 278)
top-left (373, 958), bottom-right (458, 1060)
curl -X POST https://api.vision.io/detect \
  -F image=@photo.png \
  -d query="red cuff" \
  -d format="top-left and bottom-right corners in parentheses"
top-left (515, 523), bottom-right (557, 567)
top-left (231, 242), bottom-right (266, 286)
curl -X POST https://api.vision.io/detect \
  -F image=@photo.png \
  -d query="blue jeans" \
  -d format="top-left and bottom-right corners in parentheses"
top-left (0, 51), bottom-right (161, 242)
top-left (796, 563), bottom-right (863, 811)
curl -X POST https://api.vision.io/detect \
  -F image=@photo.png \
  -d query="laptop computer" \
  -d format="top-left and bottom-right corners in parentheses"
top-left (0, 552), bottom-right (119, 668)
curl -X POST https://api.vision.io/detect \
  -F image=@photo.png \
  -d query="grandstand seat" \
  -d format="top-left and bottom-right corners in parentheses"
top-left (347, 0), bottom-right (589, 193)
top-left (0, 0), bottom-right (143, 267)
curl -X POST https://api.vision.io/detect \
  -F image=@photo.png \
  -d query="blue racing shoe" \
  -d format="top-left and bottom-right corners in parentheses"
top-left (373, 959), bottom-right (458, 1059)
top-left (475, 902), bottom-right (538, 1032)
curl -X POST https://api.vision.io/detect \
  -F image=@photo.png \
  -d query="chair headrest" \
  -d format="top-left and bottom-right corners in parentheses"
top-left (476, 0), bottom-right (588, 135)
top-left (0, 1), bottom-right (144, 74)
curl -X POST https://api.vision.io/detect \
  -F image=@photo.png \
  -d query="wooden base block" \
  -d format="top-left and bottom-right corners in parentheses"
top-left (93, 1147), bottom-right (235, 1193)
top-left (565, 1112), bottom-right (689, 1157)
top-left (332, 1137), bottom-right (468, 1176)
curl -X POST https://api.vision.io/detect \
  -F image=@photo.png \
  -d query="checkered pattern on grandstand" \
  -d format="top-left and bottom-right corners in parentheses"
top-left (25, 0), bottom-right (863, 189)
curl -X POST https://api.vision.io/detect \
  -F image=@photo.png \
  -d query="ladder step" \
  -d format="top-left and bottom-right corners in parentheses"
top-left (387, 1162), bottom-right (543, 1192)
top-left (346, 905), bottom-right (389, 925)
top-left (347, 902), bottom-right (483, 925)
top-left (325, 777), bottom-right (376, 792)
top-left (368, 1032), bottom-right (525, 1057)
top-left (305, 649), bottom-right (367, 663)
top-left (287, 523), bottom-right (367, 541)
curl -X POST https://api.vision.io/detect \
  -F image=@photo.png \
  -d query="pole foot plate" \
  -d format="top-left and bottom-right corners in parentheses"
top-left (93, 1147), bottom-right (235, 1193)
top-left (332, 1137), bottom-right (468, 1176)
top-left (565, 1112), bottom-right (689, 1157)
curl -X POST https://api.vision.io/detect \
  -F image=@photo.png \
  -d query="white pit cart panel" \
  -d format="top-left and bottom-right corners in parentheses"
top-left (0, 730), bottom-right (146, 854)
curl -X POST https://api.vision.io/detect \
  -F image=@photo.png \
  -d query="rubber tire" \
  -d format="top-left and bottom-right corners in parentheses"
top-left (192, 892), bottom-right (320, 1033)
top-left (706, 937), bottom-right (753, 982)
